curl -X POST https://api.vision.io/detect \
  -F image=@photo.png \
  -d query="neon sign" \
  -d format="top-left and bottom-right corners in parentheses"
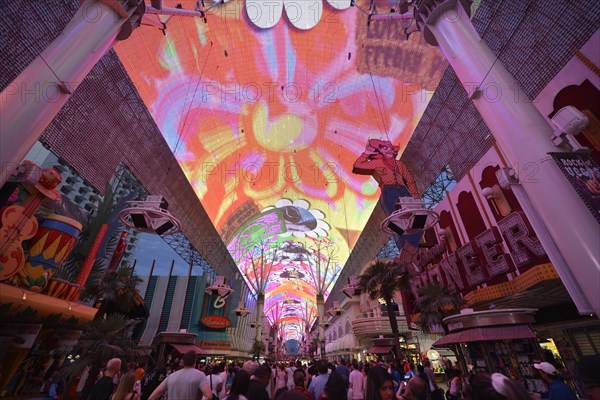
top-left (412, 212), bottom-right (548, 298)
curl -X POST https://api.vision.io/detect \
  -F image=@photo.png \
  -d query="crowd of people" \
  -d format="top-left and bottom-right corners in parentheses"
top-left (67, 352), bottom-right (599, 400)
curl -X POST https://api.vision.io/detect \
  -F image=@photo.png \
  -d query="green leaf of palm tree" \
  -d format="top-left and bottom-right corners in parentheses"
top-left (415, 283), bottom-right (465, 331)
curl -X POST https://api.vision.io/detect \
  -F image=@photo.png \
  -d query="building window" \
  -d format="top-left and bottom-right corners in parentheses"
top-left (569, 326), bottom-right (600, 356)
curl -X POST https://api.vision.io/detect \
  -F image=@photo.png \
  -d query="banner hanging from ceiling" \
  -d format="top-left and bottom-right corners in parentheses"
top-left (549, 152), bottom-right (600, 224)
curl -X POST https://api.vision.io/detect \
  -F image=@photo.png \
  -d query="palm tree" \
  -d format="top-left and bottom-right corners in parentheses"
top-left (59, 184), bottom-right (116, 281)
top-left (415, 283), bottom-right (465, 333)
top-left (357, 259), bottom-right (411, 364)
top-left (81, 264), bottom-right (145, 319)
top-left (250, 339), bottom-right (266, 360)
top-left (69, 265), bottom-right (146, 398)
top-left (66, 314), bottom-right (140, 399)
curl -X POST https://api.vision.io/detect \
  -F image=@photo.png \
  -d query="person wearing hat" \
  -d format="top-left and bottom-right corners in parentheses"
top-left (352, 139), bottom-right (422, 252)
top-left (533, 362), bottom-right (577, 400)
top-left (352, 139), bottom-right (419, 201)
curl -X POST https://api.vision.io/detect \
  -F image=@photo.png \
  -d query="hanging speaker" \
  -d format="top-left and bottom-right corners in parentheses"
top-left (412, 214), bottom-right (428, 230)
top-left (130, 213), bottom-right (148, 228)
top-left (155, 220), bottom-right (175, 235)
top-left (388, 221), bottom-right (405, 236)
top-left (119, 197), bottom-right (181, 235)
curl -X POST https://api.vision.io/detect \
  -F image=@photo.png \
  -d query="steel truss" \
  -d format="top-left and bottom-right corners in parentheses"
top-left (420, 165), bottom-right (456, 209)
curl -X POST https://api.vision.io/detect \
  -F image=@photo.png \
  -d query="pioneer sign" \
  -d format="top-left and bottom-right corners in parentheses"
top-left (411, 211), bottom-right (548, 300)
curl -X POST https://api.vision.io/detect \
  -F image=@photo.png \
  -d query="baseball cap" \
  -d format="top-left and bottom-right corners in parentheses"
top-left (533, 362), bottom-right (558, 375)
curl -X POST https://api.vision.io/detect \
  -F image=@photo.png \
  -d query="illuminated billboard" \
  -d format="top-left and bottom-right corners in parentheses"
top-left (115, 0), bottom-right (442, 339)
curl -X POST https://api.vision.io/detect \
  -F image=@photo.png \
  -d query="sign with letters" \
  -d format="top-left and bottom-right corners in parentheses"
top-left (550, 152), bottom-right (600, 224)
top-left (201, 282), bottom-right (232, 331)
top-left (201, 316), bottom-right (231, 329)
top-left (355, 15), bottom-right (448, 91)
top-left (412, 212), bottom-right (548, 299)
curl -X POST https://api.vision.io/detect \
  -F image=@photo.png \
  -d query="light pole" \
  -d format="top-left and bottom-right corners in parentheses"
top-left (305, 238), bottom-right (341, 359)
top-left (298, 301), bottom-right (316, 358)
top-left (266, 302), bottom-right (283, 360)
top-left (244, 241), bottom-right (280, 352)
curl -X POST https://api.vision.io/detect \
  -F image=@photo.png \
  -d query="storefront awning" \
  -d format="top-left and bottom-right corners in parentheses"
top-left (368, 346), bottom-right (393, 354)
top-left (170, 343), bottom-right (204, 354)
top-left (433, 325), bottom-right (536, 347)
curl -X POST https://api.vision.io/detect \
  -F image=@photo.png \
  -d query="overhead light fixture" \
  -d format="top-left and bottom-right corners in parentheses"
top-left (327, 301), bottom-right (343, 317)
top-left (234, 300), bottom-right (251, 317)
top-left (205, 276), bottom-right (234, 297)
top-left (549, 105), bottom-right (589, 150)
top-left (119, 195), bottom-right (181, 235)
top-left (342, 276), bottom-right (361, 298)
top-left (381, 198), bottom-right (439, 236)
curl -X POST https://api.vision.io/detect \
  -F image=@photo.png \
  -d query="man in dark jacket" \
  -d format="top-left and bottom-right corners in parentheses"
top-left (140, 361), bottom-right (167, 400)
top-left (248, 364), bottom-right (272, 400)
top-left (90, 358), bottom-right (121, 400)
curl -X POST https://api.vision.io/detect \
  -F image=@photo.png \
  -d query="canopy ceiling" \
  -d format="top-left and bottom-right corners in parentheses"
top-left (114, 0), bottom-right (446, 340)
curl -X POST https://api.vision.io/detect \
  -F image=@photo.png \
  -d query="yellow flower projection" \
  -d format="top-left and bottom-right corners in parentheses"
top-left (115, 0), bottom-right (440, 340)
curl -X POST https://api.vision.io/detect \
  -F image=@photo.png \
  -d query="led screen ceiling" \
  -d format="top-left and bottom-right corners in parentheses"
top-left (115, 0), bottom-right (445, 340)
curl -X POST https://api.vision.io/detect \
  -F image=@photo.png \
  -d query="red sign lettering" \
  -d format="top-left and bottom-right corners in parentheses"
top-left (201, 316), bottom-right (231, 329)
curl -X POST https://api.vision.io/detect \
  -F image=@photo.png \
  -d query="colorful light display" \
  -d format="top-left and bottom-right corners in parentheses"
top-left (115, 0), bottom-right (441, 340)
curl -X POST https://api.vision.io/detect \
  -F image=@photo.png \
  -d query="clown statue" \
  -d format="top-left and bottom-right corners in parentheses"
top-left (353, 138), bottom-right (423, 265)
top-left (352, 139), bottom-right (419, 216)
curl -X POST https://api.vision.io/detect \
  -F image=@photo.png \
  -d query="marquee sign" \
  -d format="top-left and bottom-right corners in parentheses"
top-left (412, 211), bottom-right (548, 299)
top-left (197, 339), bottom-right (232, 350)
top-left (355, 15), bottom-right (448, 91)
top-left (201, 281), bottom-right (232, 331)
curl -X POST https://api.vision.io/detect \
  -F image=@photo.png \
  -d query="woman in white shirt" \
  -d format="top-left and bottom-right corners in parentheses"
top-left (275, 364), bottom-right (287, 392)
top-left (218, 364), bottom-right (229, 399)
top-left (207, 366), bottom-right (223, 399)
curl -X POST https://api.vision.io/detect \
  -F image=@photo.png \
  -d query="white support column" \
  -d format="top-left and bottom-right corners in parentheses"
top-left (416, 0), bottom-right (598, 315)
top-left (256, 293), bottom-right (265, 343)
top-left (0, 0), bottom-right (143, 186)
top-left (317, 293), bottom-right (326, 358)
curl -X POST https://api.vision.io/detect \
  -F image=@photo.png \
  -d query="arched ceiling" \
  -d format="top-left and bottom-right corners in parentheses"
top-left (114, 0), bottom-right (446, 341)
